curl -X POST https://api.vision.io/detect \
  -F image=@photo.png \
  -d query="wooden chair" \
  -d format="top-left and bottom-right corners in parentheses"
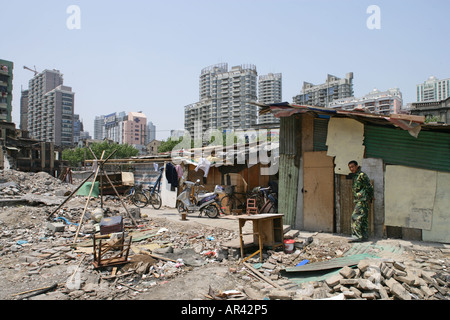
top-left (92, 232), bottom-right (132, 269)
top-left (246, 198), bottom-right (258, 215)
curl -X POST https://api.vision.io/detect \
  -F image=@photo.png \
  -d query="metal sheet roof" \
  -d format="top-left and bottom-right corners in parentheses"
top-left (256, 102), bottom-right (450, 137)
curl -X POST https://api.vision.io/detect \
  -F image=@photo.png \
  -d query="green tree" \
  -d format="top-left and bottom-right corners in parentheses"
top-left (425, 115), bottom-right (441, 123)
top-left (62, 142), bottom-right (139, 167)
top-left (158, 137), bottom-right (183, 153)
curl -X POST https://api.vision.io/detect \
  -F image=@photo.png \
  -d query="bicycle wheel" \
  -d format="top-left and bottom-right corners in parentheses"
top-left (123, 187), bottom-right (133, 204)
top-left (150, 192), bottom-right (162, 210)
top-left (203, 205), bottom-right (219, 219)
top-left (220, 195), bottom-right (241, 215)
top-left (132, 191), bottom-right (149, 208)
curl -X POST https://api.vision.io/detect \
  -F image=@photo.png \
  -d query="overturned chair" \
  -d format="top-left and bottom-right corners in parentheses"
top-left (92, 216), bottom-right (132, 269)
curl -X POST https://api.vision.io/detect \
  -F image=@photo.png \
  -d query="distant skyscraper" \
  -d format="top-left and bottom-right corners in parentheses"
top-left (94, 115), bottom-right (105, 140)
top-left (185, 63), bottom-right (258, 139)
top-left (0, 59), bottom-right (14, 122)
top-left (293, 73), bottom-right (354, 107)
top-left (73, 114), bottom-right (83, 144)
top-left (27, 69), bottom-right (75, 146)
top-left (20, 89), bottom-right (29, 130)
top-left (147, 121), bottom-right (156, 143)
top-left (258, 73), bottom-right (282, 125)
top-left (416, 76), bottom-right (450, 102)
top-left (104, 111), bottom-right (126, 144)
top-left (123, 112), bottom-right (147, 154)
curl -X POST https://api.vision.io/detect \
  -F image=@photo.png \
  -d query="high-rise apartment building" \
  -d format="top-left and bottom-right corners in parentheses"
top-left (185, 63), bottom-right (258, 139)
top-left (104, 111), bottom-right (127, 144)
top-left (0, 59), bottom-right (14, 122)
top-left (123, 112), bottom-right (147, 151)
top-left (293, 73), bottom-right (354, 107)
top-left (94, 115), bottom-right (105, 140)
top-left (258, 73), bottom-right (282, 125)
top-left (329, 88), bottom-right (403, 115)
top-left (20, 89), bottom-right (29, 130)
top-left (147, 121), bottom-right (156, 144)
top-left (73, 114), bottom-right (81, 143)
top-left (416, 76), bottom-right (450, 102)
top-left (95, 111), bottom-right (148, 151)
top-left (27, 69), bottom-right (75, 146)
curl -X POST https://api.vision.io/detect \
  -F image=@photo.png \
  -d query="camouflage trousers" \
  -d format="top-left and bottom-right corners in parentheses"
top-left (351, 201), bottom-right (369, 240)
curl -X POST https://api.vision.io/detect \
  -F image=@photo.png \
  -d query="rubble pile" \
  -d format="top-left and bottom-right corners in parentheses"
top-left (0, 170), bottom-right (74, 197)
top-left (227, 251), bottom-right (449, 300)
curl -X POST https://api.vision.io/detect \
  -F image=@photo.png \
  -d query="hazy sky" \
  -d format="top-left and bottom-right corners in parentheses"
top-left (3, 0), bottom-right (449, 140)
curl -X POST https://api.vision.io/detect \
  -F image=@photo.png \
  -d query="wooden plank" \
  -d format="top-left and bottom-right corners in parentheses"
top-left (389, 113), bottom-right (425, 123)
top-left (244, 262), bottom-right (285, 290)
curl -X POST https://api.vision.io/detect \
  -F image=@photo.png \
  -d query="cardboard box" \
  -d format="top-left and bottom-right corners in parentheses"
top-left (225, 173), bottom-right (247, 193)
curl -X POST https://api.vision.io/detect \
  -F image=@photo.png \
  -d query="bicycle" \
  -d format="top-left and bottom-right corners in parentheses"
top-left (144, 186), bottom-right (162, 210)
top-left (143, 167), bottom-right (164, 210)
top-left (257, 186), bottom-right (278, 213)
top-left (123, 184), bottom-right (149, 208)
top-left (219, 185), bottom-right (247, 215)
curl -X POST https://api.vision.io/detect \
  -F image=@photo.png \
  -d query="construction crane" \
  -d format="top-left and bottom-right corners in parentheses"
top-left (23, 65), bottom-right (38, 76)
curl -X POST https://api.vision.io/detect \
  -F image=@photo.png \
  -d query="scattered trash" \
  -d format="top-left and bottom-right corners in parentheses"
top-left (283, 239), bottom-right (295, 253)
top-left (54, 216), bottom-right (78, 226)
top-left (157, 227), bottom-right (168, 234)
top-left (295, 259), bottom-right (309, 267)
top-left (16, 240), bottom-right (28, 246)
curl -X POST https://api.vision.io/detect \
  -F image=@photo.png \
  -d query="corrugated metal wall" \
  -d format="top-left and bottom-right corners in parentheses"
top-left (364, 125), bottom-right (450, 173)
top-left (313, 118), bottom-right (329, 151)
top-left (278, 117), bottom-right (301, 227)
top-left (278, 154), bottom-right (299, 226)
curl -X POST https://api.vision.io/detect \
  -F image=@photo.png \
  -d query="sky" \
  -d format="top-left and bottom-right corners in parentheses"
top-left (2, 0), bottom-right (450, 140)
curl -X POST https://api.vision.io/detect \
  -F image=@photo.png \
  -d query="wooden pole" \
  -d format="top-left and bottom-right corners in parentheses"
top-left (103, 171), bottom-right (138, 226)
top-left (243, 262), bottom-right (284, 290)
top-left (73, 151), bottom-right (105, 244)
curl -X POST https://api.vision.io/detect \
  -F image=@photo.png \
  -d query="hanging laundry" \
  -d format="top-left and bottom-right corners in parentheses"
top-left (165, 162), bottom-right (179, 188)
top-left (175, 164), bottom-right (184, 178)
top-left (195, 158), bottom-right (211, 178)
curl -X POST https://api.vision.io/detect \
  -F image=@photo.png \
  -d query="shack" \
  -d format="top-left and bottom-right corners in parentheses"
top-left (171, 140), bottom-right (279, 206)
top-left (259, 102), bottom-right (450, 243)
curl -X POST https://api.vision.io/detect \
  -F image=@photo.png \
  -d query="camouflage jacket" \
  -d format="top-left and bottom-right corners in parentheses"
top-left (352, 168), bottom-right (374, 203)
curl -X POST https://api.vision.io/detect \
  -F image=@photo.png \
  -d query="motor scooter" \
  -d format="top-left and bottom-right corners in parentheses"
top-left (176, 180), bottom-right (224, 218)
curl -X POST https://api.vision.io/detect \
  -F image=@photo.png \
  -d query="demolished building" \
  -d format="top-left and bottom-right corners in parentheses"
top-left (0, 121), bottom-right (66, 176)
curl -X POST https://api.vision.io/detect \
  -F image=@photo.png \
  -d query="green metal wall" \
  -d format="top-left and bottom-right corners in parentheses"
top-left (364, 124), bottom-right (450, 173)
top-left (278, 154), bottom-right (299, 227)
top-left (278, 117), bottom-right (301, 227)
top-left (313, 118), bottom-right (329, 151)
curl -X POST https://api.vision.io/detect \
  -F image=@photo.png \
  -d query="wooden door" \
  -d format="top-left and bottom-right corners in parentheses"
top-left (303, 151), bottom-right (335, 232)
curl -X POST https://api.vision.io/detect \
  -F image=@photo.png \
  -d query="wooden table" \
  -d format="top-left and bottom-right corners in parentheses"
top-left (238, 213), bottom-right (284, 262)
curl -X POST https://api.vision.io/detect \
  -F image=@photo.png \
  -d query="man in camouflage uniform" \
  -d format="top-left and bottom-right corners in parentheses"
top-left (348, 160), bottom-right (374, 242)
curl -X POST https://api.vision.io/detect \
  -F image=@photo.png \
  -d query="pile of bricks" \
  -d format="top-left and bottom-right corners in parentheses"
top-left (323, 259), bottom-right (449, 300)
